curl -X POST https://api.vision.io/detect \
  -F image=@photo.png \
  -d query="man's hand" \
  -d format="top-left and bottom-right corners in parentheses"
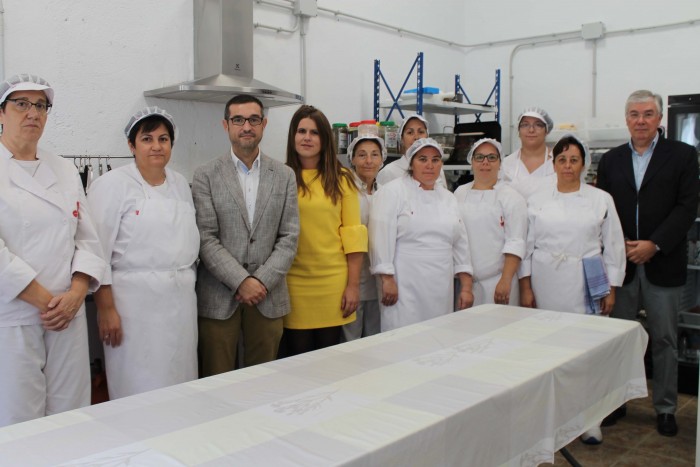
top-left (625, 240), bottom-right (657, 265)
top-left (235, 277), bottom-right (267, 306)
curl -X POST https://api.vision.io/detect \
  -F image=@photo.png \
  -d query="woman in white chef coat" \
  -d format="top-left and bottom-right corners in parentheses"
top-left (519, 134), bottom-right (625, 315)
top-left (500, 107), bottom-right (556, 199)
top-left (0, 74), bottom-right (105, 427)
top-left (519, 135), bottom-right (625, 445)
top-left (370, 138), bottom-right (473, 332)
top-left (88, 107), bottom-right (199, 399)
top-left (376, 114), bottom-right (448, 188)
top-left (454, 138), bottom-right (527, 306)
top-left (342, 135), bottom-right (386, 341)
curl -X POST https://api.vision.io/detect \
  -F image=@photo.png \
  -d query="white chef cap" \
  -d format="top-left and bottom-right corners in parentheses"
top-left (0, 74), bottom-right (54, 106)
top-left (124, 106), bottom-right (177, 142)
top-left (398, 114), bottom-right (429, 139)
top-left (347, 135), bottom-right (387, 166)
top-left (518, 107), bottom-right (554, 134)
top-left (405, 137), bottom-right (445, 162)
top-left (466, 138), bottom-right (504, 164)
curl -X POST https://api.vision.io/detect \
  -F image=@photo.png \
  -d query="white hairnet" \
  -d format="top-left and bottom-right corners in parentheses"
top-left (405, 137), bottom-right (445, 162)
top-left (518, 107), bottom-right (554, 134)
top-left (0, 74), bottom-right (53, 106)
top-left (466, 138), bottom-right (504, 164)
top-left (124, 106), bottom-right (177, 141)
top-left (347, 135), bottom-right (387, 166)
top-left (399, 114), bottom-right (429, 139)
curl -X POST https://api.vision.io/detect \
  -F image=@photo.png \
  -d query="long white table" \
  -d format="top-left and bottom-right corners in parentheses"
top-left (0, 305), bottom-right (648, 467)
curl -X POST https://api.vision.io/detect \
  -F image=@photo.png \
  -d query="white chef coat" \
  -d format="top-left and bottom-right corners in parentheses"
top-left (520, 183), bottom-right (626, 314)
top-left (0, 145), bottom-right (105, 326)
top-left (88, 163), bottom-right (199, 399)
top-left (500, 148), bottom-right (556, 200)
top-left (454, 182), bottom-right (527, 306)
top-left (343, 176), bottom-right (381, 341)
top-left (370, 177), bottom-right (472, 331)
top-left (0, 144), bottom-right (105, 426)
top-left (356, 176), bottom-right (379, 302)
top-left (376, 155), bottom-right (448, 189)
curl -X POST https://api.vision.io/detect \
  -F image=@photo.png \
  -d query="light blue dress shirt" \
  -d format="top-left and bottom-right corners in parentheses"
top-left (231, 149), bottom-right (261, 224)
top-left (629, 132), bottom-right (659, 238)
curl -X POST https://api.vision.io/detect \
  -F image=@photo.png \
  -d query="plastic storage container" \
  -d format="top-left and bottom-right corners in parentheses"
top-left (332, 123), bottom-right (348, 154)
top-left (358, 120), bottom-right (379, 137)
top-left (347, 122), bottom-right (361, 148)
top-left (380, 121), bottom-right (399, 154)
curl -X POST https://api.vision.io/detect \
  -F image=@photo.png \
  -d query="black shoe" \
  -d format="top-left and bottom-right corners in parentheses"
top-left (657, 414), bottom-right (678, 437)
top-left (601, 404), bottom-right (627, 427)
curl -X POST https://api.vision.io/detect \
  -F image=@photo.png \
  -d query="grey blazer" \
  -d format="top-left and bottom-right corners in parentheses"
top-left (192, 153), bottom-right (299, 319)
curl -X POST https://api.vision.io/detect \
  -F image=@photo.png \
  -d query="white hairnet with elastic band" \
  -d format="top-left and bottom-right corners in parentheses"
top-left (398, 113), bottom-right (429, 139)
top-left (346, 135), bottom-right (387, 167)
top-left (553, 133), bottom-right (591, 182)
top-left (0, 73), bottom-right (54, 106)
top-left (518, 107), bottom-right (554, 134)
top-left (405, 137), bottom-right (445, 162)
top-left (124, 106), bottom-right (178, 141)
top-left (466, 138), bottom-right (504, 164)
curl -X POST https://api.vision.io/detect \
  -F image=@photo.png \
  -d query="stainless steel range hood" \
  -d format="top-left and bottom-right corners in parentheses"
top-left (145, 0), bottom-right (303, 107)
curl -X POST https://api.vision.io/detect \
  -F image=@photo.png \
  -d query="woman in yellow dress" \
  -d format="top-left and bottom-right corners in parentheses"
top-left (284, 105), bottom-right (367, 355)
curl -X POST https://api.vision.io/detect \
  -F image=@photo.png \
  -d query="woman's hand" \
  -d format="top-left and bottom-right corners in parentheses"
top-left (458, 289), bottom-right (474, 310)
top-left (380, 275), bottom-right (398, 306)
top-left (93, 285), bottom-right (123, 346)
top-left (600, 288), bottom-right (616, 315)
top-left (98, 305), bottom-right (123, 347)
top-left (341, 283), bottom-right (360, 318)
top-left (41, 273), bottom-right (90, 331)
top-left (519, 277), bottom-right (536, 308)
top-left (42, 289), bottom-right (84, 331)
top-left (494, 276), bottom-right (512, 305)
top-left (520, 288), bottom-right (536, 308)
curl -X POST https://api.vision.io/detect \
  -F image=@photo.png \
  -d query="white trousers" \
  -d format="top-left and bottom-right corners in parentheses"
top-left (0, 313), bottom-right (90, 427)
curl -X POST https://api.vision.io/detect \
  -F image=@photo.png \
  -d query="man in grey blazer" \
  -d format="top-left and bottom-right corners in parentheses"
top-left (192, 95), bottom-right (299, 376)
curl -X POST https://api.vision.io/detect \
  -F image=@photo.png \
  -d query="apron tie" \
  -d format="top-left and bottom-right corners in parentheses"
top-left (546, 250), bottom-right (581, 270)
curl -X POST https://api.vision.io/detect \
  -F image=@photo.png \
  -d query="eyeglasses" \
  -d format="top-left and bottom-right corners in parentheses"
top-left (518, 121), bottom-right (546, 131)
top-left (472, 153), bottom-right (500, 163)
top-left (228, 116), bottom-right (263, 126)
top-left (5, 98), bottom-right (52, 114)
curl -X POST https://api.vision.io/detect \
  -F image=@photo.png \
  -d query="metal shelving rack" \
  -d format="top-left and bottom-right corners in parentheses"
top-left (373, 52), bottom-right (501, 126)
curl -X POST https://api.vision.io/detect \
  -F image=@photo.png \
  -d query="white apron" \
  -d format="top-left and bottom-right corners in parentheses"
top-left (459, 188), bottom-right (519, 306)
top-left (529, 192), bottom-right (598, 314)
top-left (104, 183), bottom-right (199, 399)
top-left (381, 190), bottom-right (455, 331)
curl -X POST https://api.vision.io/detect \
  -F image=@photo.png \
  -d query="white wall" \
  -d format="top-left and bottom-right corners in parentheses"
top-left (460, 0), bottom-right (700, 150)
top-left (4, 0), bottom-right (700, 179)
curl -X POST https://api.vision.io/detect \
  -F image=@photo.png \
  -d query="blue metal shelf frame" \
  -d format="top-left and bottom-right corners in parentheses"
top-left (374, 52), bottom-right (424, 122)
top-left (454, 68), bottom-right (501, 125)
top-left (373, 52), bottom-right (500, 126)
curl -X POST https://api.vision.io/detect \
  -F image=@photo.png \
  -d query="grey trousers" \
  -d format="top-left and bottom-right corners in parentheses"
top-left (612, 265), bottom-right (681, 414)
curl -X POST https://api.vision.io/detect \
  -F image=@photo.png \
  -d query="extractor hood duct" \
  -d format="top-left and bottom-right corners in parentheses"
top-left (145, 0), bottom-right (303, 107)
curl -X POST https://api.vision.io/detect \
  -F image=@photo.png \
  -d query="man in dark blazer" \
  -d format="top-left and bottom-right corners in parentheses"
top-left (192, 95), bottom-right (299, 376)
top-left (597, 90), bottom-right (699, 437)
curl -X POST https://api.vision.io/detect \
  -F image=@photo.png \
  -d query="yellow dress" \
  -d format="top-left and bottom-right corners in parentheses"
top-left (284, 169), bottom-right (368, 329)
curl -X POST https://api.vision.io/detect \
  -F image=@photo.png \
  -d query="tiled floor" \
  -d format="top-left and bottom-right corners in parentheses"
top-left (543, 386), bottom-right (697, 466)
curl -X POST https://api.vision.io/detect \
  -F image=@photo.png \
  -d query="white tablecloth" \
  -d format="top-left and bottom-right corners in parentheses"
top-left (0, 305), bottom-right (648, 467)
